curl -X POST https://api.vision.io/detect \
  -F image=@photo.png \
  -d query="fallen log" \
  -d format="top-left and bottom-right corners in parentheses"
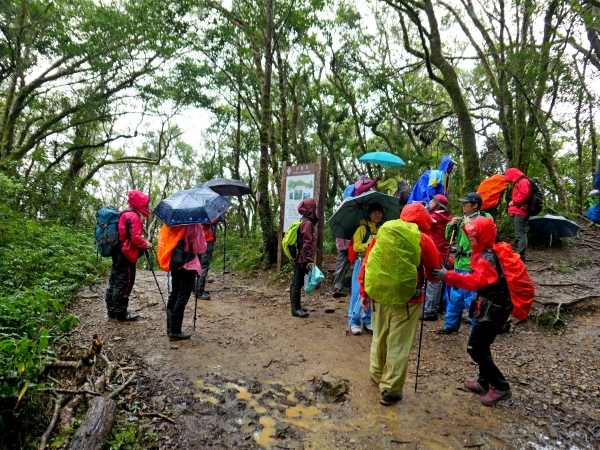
top-left (45, 335), bottom-right (102, 370)
top-left (69, 396), bottom-right (116, 450)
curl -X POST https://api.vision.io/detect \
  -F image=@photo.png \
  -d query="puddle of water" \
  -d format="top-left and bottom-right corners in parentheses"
top-left (237, 418), bottom-right (251, 425)
top-left (254, 416), bottom-right (276, 447)
top-left (194, 393), bottom-right (219, 404)
top-left (235, 387), bottom-right (252, 400)
top-left (285, 405), bottom-right (320, 419)
top-left (286, 391), bottom-right (297, 402)
top-left (266, 400), bottom-right (278, 408)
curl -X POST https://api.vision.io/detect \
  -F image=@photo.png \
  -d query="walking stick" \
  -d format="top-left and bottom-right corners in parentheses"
top-left (223, 220), bottom-right (226, 281)
top-left (414, 281), bottom-right (428, 394)
top-left (193, 273), bottom-right (198, 331)
top-left (144, 250), bottom-right (167, 311)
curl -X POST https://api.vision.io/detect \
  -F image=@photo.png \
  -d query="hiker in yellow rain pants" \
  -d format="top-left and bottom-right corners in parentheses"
top-left (358, 204), bottom-right (441, 406)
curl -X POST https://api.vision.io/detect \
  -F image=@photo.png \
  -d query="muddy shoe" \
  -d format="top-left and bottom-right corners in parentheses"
top-left (436, 327), bottom-right (458, 334)
top-left (363, 323), bottom-right (373, 334)
top-left (350, 325), bottom-right (361, 335)
top-left (481, 387), bottom-right (512, 406)
top-left (199, 291), bottom-right (211, 300)
top-left (420, 314), bottom-right (438, 321)
top-left (464, 380), bottom-right (488, 395)
top-left (169, 332), bottom-right (191, 341)
top-left (116, 312), bottom-right (139, 322)
top-left (380, 390), bottom-right (402, 406)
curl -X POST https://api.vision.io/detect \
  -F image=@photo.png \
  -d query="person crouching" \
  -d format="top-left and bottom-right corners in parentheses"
top-left (432, 217), bottom-right (513, 406)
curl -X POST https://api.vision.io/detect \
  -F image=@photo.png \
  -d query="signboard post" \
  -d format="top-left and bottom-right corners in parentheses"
top-left (277, 157), bottom-right (327, 272)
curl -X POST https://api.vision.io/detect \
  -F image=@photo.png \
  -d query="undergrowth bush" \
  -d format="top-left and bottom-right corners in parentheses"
top-left (0, 218), bottom-right (107, 445)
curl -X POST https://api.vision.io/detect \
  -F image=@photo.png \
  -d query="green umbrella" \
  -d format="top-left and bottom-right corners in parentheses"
top-left (328, 191), bottom-right (400, 240)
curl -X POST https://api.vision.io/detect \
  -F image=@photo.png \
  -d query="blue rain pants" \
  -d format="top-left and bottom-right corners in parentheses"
top-left (348, 259), bottom-right (371, 327)
top-left (443, 269), bottom-right (476, 331)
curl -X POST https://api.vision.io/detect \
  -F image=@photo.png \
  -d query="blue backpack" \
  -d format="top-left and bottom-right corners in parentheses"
top-left (95, 207), bottom-right (121, 257)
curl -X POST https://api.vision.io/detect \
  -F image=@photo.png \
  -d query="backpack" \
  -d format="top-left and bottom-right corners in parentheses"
top-left (343, 185), bottom-right (355, 199)
top-left (282, 220), bottom-right (304, 260)
top-left (364, 220), bottom-right (421, 307)
top-left (477, 243), bottom-right (535, 321)
top-left (348, 226), bottom-right (371, 264)
top-left (157, 224), bottom-right (187, 272)
top-left (95, 207), bottom-right (121, 257)
top-left (527, 179), bottom-right (543, 216)
top-left (477, 174), bottom-right (507, 210)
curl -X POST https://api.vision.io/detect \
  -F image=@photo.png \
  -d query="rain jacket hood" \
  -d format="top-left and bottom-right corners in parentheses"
top-left (463, 217), bottom-right (497, 261)
top-left (298, 198), bottom-right (318, 224)
top-left (439, 155), bottom-right (456, 174)
top-left (503, 168), bottom-right (525, 184)
top-left (400, 203), bottom-right (433, 236)
top-left (128, 190), bottom-right (151, 218)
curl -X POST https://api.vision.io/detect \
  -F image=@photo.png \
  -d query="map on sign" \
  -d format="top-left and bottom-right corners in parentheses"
top-left (283, 164), bottom-right (315, 230)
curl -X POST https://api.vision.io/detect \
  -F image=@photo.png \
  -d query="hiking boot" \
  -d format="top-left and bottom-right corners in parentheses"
top-left (363, 323), bottom-right (373, 334)
top-left (481, 387), bottom-right (512, 406)
top-left (206, 277), bottom-right (215, 283)
top-left (333, 292), bottom-right (347, 298)
top-left (116, 312), bottom-right (139, 322)
top-left (169, 332), bottom-right (192, 341)
top-left (380, 390), bottom-right (402, 406)
top-left (464, 380), bottom-right (488, 395)
top-left (199, 291), bottom-right (211, 300)
top-left (290, 287), bottom-right (308, 318)
top-left (436, 327), bottom-right (459, 334)
top-left (350, 325), bottom-right (361, 335)
top-left (420, 314), bottom-right (438, 321)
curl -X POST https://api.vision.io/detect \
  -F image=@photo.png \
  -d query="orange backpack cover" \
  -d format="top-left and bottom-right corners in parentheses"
top-left (477, 174), bottom-right (508, 210)
top-left (157, 224), bottom-right (186, 272)
top-left (493, 242), bottom-right (535, 320)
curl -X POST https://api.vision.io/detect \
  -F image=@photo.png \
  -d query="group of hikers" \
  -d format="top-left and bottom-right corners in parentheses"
top-left (103, 190), bottom-right (224, 341)
top-left (101, 156), bottom-right (545, 409)
top-left (291, 156), bottom-right (536, 407)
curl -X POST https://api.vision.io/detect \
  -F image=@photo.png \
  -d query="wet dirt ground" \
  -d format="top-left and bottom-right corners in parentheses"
top-left (73, 236), bottom-right (600, 449)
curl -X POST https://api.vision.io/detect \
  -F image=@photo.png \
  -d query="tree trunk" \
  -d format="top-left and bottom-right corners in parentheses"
top-left (257, 0), bottom-right (277, 266)
top-left (68, 396), bottom-right (116, 450)
top-left (576, 90), bottom-right (584, 213)
top-left (422, 0), bottom-right (481, 191)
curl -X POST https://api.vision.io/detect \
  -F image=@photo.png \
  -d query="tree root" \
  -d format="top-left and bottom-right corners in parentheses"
top-left (535, 295), bottom-right (599, 307)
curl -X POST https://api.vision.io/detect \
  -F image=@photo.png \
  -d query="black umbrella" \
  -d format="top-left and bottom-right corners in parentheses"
top-left (194, 178), bottom-right (252, 197)
top-left (194, 178), bottom-right (252, 278)
top-left (153, 187), bottom-right (232, 226)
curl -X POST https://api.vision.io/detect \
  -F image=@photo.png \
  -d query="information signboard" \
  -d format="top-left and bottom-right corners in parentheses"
top-left (282, 163), bottom-right (316, 230)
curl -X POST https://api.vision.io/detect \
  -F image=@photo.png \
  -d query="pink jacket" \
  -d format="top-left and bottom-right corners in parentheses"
top-left (119, 190), bottom-right (151, 263)
top-left (180, 224), bottom-right (207, 274)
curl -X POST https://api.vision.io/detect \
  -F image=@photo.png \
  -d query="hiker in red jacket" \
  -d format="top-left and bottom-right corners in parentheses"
top-left (432, 217), bottom-right (513, 406)
top-left (290, 198), bottom-right (317, 318)
top-left (422, 194), bottom-right (451, 320)
top-left (504, 168), bottom-right (531, 261)
top-left (105, 190), bottom-right (153, 322)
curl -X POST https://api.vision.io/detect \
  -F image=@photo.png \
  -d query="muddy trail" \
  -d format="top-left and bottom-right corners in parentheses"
top-left (73, 238), bottom-right (600, 449)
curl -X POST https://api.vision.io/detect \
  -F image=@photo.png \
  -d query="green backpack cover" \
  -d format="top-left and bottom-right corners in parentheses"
top-left (282, 220), bottom-right (302, 260)
top-left (364, 220), bottom-right (422, 307)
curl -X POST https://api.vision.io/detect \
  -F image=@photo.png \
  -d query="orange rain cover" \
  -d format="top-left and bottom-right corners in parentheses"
top-left (477, 174), bottom-right (508, 210)
top-left (157, 224), bottom-right (186, 272)
top-left (493, 242), bottom-right (535, 321)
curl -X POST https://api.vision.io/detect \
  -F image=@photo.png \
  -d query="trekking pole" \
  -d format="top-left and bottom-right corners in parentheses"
top-left (223, 220), bottom-right (227, 281)
top-left (193, 273), bottom-right (198, 331)
top-left (414, 281), bottom-right (428, 394)
top-left (144, 250), bottom-right (167, 311)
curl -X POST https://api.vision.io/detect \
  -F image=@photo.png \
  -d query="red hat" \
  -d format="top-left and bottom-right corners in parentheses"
top-left (430, 194), bottom-right (448, 209)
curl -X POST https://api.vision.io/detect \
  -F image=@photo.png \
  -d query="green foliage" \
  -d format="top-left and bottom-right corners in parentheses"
top-left (108, 414), bottom-right (158, 450)
top-left (0, 217), bottom-right (107, 435)
top-left (211, 227), bottom-right (263, 271)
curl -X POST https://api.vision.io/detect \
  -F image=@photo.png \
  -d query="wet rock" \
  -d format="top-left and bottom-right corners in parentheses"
top-left (466, 432), bottom-right (485, 447)
top-left (319, 375), bottom-right (348, 401)
top-left (324, 303), bottom-right (336, 313)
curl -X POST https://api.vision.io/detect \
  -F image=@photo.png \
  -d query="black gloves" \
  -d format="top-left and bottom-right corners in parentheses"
top-left (431, 267), bottom-right (447, 281)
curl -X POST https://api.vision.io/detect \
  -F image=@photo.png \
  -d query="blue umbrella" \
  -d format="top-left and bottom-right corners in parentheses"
top-left (154, 187), bottom-right (233, 226)
top-left (359, 151), bottom-right (406, 167)
top-left (328, 191), bottom-right (400, 240)
top-left (529, 214), bottom-right (581, 245)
